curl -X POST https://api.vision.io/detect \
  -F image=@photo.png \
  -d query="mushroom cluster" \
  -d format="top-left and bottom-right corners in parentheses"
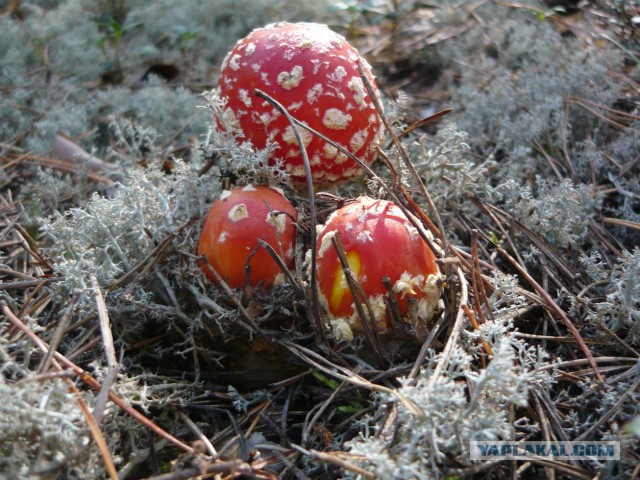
top-left (216, 21), bottom-right (384, 185)
top-left (199, 22), bottom-right (443, 347)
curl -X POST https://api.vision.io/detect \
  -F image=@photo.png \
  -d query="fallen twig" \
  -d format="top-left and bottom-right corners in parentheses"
top-left (91, 276), bottom-right (119, 423)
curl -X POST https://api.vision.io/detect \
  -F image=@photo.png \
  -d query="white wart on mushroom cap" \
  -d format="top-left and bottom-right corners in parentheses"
top-left (217, 22), bottom-right (384, 185)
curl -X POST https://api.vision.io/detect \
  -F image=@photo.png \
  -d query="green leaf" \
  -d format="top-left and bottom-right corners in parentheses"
top-left (338, 401), bottom-right (364, 414)
top-left (312, 371), bottom-right (339, 390)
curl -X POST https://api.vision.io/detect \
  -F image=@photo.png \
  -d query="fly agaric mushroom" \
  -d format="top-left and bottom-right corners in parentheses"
top-left (217, 22), bottom-right (384, 185)
top-left (198, 185), bottom-right (297, 289)
top-left (315, 197), bottom-right (443, 341)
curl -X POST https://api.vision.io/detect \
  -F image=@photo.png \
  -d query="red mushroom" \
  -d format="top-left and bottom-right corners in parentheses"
top-left (315, 197), bottom-right (443, 341)
top-left (198, 185), bottom-right (297, 289)
top-left (217, 22), bottom-right (384, 185)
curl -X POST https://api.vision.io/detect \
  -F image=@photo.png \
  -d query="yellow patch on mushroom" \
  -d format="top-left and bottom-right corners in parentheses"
top-left (329, 249), bottom-right (361, 312)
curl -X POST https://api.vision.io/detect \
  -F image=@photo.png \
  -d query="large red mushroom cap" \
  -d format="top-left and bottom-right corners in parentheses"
top-left (217, 22), bottom-right (384, 186)
top-left (198, 185), bottom-right (297, 289)
top-left (315, 197), bottom-right (443, 341)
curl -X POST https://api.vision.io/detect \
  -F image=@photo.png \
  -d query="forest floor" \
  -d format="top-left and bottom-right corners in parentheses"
top-left (1, 1), bottom-right (639, 479)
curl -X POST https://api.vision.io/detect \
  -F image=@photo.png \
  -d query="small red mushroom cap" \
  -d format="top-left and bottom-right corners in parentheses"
top-left (315, 197), bottom-right (442, 341)
top-left (217, 22), bottom-right (384, 186)
top-left (198, 185), bottom-right (297, 289)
